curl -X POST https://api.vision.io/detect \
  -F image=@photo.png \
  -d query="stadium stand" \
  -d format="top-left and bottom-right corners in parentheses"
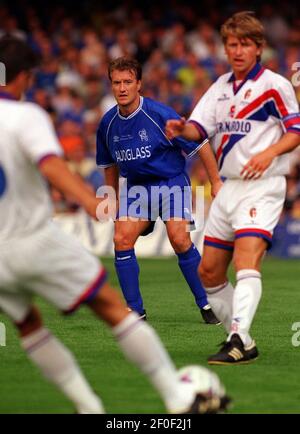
top-left (1, 0), bottom-right (299, 256)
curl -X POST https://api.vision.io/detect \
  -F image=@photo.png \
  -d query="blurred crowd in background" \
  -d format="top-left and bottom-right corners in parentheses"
top-left (1, 0), bottom-right (300, 218)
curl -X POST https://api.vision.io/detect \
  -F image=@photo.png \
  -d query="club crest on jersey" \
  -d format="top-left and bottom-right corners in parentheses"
top-left (138, 129), bottom-right (149, 142)
top-left (249, 207), bottom-right (257, 219)
top-left (229, 105), bottom-right (235, 118)
top-left (244, 89), bottom-right (252, 99)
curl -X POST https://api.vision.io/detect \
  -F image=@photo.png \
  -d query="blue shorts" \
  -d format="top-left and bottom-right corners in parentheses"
top-left (118, 172), bottom-right (194, 234)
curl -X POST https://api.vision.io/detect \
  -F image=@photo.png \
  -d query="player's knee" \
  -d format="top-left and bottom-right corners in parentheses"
top-left (233, 256), bottom-right (242, 271)
top-left (169, 232), bottom-right (191, 253)
top-left (16, 306), bottom-right (43, 337)
top-left (199, 262), bottom-right (221, 287)
top-left (198, 262), bottom-right (210, 286)
top-left (233, 255), bottom-right (257, 272)
top-left (232, 249), bottom-right (256, 271)
top-left (113, 232), bottom-right (135, 250)
top-left (87, 283), bottom-right (127, 326)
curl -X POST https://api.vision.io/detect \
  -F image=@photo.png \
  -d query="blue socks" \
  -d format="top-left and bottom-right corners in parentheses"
top-left (115, 244), bottom-right (208, 314)
top-left (114, 249), bottom-right (144, 314)
top-left (176, 244), bottom-right (208, 309)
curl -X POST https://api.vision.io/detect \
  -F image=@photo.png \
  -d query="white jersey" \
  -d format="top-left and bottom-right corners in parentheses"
top-left (189, 64), bottom-right (300, 179)
top-left (0, 97), bottom-right (62, 242)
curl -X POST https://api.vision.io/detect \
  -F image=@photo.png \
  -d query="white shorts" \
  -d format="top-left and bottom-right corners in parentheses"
top-left (0, 222), bottom-right (106, 323)
top-left (204, 176), bottom-right (286, 251)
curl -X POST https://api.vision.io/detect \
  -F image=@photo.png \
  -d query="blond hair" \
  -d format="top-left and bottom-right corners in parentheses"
top-left (221, 11), bottom-right (265, 48)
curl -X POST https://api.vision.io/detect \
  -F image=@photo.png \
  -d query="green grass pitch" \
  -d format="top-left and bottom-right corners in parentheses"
top-left (1, 256), bottom-right (300, 414)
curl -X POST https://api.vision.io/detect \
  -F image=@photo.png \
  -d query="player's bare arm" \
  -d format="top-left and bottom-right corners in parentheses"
top-left (104, 165), bottom-right (120, 212)
top-left (166, 117), bottom-right (202, 141)
top-left (241, 132), bottom-right (300, 180)
top-left (104, 165), bottom-right (119, 198)
top-left (61, 172), bottom-right (95, 204)
top-left (197, 141), bottom-right (223, 197)
top-left (166, 120), bottom-right (222, 197)
top-left (39, 155), bottom-right (100, 219)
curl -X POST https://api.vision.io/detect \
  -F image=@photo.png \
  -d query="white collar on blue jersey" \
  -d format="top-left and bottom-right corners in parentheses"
top-left (117, 96), bottom-right (144, 120)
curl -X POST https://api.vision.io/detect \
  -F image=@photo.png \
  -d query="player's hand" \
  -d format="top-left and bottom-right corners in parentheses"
top-left (211, 178), bottom-right (223, 198)
top-left (165, 117), bottom-right (186, 139)
top-left (240, 148), bottom-right (276, 180)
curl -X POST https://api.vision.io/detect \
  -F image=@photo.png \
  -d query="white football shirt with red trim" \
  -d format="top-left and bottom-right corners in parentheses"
top-left (189, 63), bottom-right (300, 179)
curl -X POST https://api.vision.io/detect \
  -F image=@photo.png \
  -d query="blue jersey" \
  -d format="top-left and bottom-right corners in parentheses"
top-left (96, 96), bottom-right (206, 183)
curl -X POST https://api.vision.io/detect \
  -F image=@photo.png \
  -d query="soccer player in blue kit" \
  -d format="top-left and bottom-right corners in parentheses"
top-left (0, 37), bottom-right (230, 414)
top-left (96, 57), bottom-right (223, 324)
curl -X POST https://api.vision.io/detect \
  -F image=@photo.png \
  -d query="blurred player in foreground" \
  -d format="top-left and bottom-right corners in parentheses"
top-left (96, 57), bottom-right (222, 324)
top-left (0, 36), bottom-right (229, 413)
top-left (166, 11), bottom-right (300, 364)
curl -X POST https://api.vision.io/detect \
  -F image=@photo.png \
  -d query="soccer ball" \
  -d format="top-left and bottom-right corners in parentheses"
top-left (177, 365), bottom-right (226, 399)
top-left (177, 365), bottom-right (230, 413)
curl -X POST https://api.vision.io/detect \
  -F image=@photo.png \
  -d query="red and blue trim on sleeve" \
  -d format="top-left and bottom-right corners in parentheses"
top-left (282, 113), bottom-right (300, 135)
top-left (38, 153), bottom-right (61, 167)
top-left (204, 236), bottom-right (234, 251)
top-left (64, 267), bottom-right (108, 314)
top-left (187, 120), bottom-right (208, 141)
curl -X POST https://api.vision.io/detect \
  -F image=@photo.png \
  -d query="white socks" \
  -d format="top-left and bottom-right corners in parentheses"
top-left (229, 269), bottom-right (262, 346)
top-left (21, 313), bottom-right (199, 414)
top-left (205, 270), bottom-right (262, 347)
top-left (21, 328), bottom-right (104, 414)
top-left (205, 281), bottom-right (234, 333)
top-left (112, 312), bottom-right (195, 413)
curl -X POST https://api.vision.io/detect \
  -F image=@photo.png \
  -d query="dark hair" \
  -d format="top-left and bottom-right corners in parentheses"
top-left (108, 57), bottom-right (142, 81)
top-left (0, 36), bottom-right (40, 83)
